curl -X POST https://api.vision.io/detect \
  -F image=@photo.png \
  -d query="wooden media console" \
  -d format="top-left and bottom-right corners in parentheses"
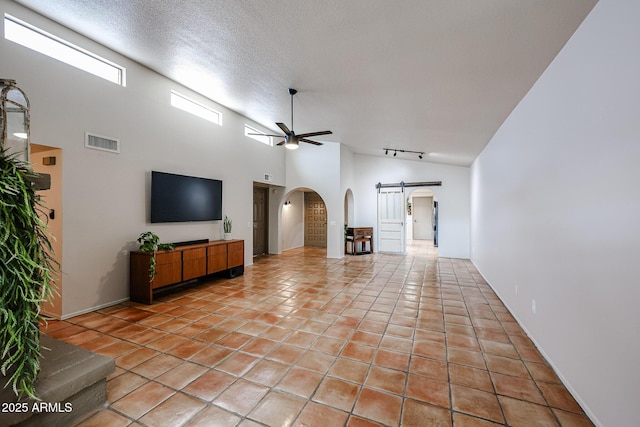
top-left (130, 239), bottom-right (244, 304)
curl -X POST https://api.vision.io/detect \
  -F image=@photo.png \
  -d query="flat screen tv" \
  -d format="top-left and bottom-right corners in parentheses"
top-left (150, 171), bottom-right (222, 223)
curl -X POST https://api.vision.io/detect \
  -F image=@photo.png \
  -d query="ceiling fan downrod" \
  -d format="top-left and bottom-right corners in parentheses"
top-left (289, 88), bottom-right (297, 132)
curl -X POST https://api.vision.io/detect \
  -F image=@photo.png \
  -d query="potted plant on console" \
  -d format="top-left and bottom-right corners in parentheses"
top-left (223, 215), bottom-right (232, 240)
top-left (136, 231), bottom-right (175, 281)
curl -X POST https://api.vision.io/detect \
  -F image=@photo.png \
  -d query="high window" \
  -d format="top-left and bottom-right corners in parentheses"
top-left (170, 91), bottom-right (222, 125)
top-left (4, 14), bottom-right (125, 86)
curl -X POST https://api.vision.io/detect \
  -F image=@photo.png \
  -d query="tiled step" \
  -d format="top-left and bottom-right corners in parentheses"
top-left (0, 334), bottom-right (115, 427)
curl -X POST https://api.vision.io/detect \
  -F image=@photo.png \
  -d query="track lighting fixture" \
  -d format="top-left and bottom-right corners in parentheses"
top-left (383, 148), bottom-right (426, 160)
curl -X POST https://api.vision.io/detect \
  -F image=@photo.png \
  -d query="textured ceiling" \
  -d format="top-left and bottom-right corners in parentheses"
top-left (14, 0), bottom-right (597, 166)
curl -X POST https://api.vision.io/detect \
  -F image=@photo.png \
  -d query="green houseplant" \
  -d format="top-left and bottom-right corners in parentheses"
top-left (223, 215), bottom-right (232, 240)
top-left (136, 231), bottom-right (174, 279)
top-left (0, 148), bottom-right (55, 399)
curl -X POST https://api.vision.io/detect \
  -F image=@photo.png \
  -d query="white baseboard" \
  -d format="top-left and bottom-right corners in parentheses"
top-left (61, 297), bottom-right (130, 320)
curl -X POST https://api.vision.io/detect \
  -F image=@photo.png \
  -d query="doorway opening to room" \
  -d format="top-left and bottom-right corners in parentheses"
top-left (406, 188), bottom-right (438, 256)
top-left (252, 185), bottom-right (269, 257)
top-left (280, 189), bottom-right (327, 255)
top-left (31, 144), bottom-right (63, 319)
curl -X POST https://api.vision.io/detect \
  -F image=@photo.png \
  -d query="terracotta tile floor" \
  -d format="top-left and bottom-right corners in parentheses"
top-left (41, 242), bottom-right (594, 426)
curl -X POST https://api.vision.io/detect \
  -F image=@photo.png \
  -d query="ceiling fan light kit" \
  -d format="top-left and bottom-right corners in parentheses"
top-left (249, 88), bottom-right (332, 149)
top-left (284, 135), bottom-right (299, 150)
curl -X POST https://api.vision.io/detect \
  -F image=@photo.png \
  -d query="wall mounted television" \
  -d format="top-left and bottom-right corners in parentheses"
top-left (150, 171), bottom-right (222, 223)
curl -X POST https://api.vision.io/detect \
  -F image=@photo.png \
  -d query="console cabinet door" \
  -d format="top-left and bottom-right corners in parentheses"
top-left (182, 247), bottom-right (207, 281)
top-left (208, 244), bottom-right (227, 274)
top-left (153, 251), bottom-right (182, 288)
top-left (227, 241), bottom-right (244, 268)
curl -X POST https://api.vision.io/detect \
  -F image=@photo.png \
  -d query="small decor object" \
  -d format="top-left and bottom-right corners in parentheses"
top-left (1, 79), bottom-right (30, 162)
top-left (223, 215), bottom-right (232, 240)
top-left (136, 232), bottom-right (175, 280)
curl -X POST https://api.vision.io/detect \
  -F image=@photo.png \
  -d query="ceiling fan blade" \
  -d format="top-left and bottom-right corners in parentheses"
top-left (300, 138), bottom-right (323, 146)
top-left (276, 140), bottom-right (286, 146)
top-left (296, 130), bottom-right (332, 139)
top-left (248, 133), bottom-right (283, 138)
top-left (276, 122), bottom-right (291, 135)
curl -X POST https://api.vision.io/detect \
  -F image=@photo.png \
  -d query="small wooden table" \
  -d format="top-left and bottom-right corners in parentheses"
top-left (346, 226), bottom-right (373, 255)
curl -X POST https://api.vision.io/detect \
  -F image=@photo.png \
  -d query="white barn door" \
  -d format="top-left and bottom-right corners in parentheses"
top-left (377, 187), bottom-right (405, 254)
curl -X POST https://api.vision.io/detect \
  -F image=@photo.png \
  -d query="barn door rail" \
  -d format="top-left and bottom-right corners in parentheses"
top-left (376, 181), bottom-right (442, 192)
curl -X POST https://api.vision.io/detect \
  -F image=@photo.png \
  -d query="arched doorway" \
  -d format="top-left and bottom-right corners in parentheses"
top-left (344, 189), bottom-right (354, 227)
top-left (280, 188), bottom-right (328, 251)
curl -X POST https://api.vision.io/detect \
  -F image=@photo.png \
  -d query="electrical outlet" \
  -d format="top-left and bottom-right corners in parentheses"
top-left (531, 299), bottom-right (537, 315)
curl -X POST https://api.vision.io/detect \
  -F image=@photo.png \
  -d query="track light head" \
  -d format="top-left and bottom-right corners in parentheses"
top-left (385, 149), bottom-right (388, 155)
top-left (393, 151), bottom-right (397, 157)
top-left (418, 153), bottom-right (423, 159)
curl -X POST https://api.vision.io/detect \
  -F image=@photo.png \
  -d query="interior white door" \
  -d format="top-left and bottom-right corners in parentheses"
top-left (412, 196), bottom-right (433, 240)
top-left (377, 187), bottom-right (405, 253)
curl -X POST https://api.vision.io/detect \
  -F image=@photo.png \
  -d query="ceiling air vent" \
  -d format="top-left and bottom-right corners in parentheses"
top-left (85, 132), bottom-right (120, 153)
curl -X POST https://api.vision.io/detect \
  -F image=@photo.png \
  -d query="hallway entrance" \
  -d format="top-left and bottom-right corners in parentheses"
top-left (31, 144), bottom-right (63, 319)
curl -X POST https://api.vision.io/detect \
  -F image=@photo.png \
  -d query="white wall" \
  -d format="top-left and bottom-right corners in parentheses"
top-left (352, 154), bottom-right (470, 259)
top-left (1, 1), bottom-right (285, 317)
top-left (470, 1), bottom-right (640, 426)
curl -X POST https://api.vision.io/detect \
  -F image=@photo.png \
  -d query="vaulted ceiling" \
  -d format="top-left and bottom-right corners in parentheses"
top-left (15, 0), bottom-right (597, 165)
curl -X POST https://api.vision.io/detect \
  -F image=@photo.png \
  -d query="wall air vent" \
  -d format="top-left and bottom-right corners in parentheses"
top-left (85, 132), bottom-right (120, 153)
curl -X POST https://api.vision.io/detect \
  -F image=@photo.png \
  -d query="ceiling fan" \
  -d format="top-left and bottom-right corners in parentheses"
top-left (250, 88), bottom-right (332, 149)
